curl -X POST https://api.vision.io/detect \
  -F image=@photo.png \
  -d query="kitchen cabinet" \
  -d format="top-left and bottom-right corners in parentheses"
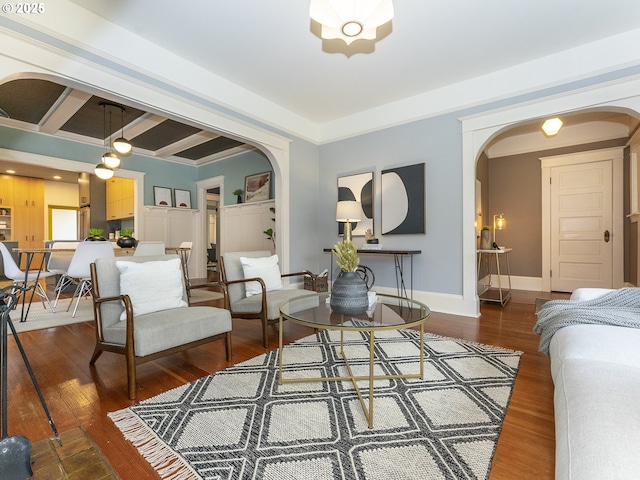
top-left (106, 177), bottom-right (134, 220)
top-left (0, 174), bottom-right (14, 206)
top-left (12, 176), bottom-right (45, 266)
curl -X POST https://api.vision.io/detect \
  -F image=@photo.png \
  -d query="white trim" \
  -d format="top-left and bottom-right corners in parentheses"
top-left (539, 147), bottom-right (624, 291)
top-left (462, 75), bottom-right (640, 315)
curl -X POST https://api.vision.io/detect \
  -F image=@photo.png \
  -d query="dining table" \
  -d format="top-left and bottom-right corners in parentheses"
top-left (11, 244), bottom-right (193, 321)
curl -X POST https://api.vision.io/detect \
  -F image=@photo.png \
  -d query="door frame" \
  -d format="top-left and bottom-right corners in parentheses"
top-left (540, 147), bottom-right (624, 291)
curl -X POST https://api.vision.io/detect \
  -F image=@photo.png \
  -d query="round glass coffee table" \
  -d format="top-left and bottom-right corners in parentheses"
top-left (278, 293), bottom-right (430, 428)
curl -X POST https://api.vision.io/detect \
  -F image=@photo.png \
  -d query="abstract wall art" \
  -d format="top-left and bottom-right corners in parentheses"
top-left (381, 163), bottom-right (425, 235)
top-left (337, 171), bottom-right (374, 237)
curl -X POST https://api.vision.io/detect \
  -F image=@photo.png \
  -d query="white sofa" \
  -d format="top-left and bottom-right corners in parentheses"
top-left (548, 287), bottom-right (640, 480)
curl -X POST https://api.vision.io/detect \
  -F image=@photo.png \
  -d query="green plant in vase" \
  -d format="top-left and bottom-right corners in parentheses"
top-left (330, 240), bottom-right (368, 314)
top-left (87, 228), bottom-right (106, 241)
top-left (233, 188), bottom-right (243, 204)
top-left (117, 228), bottom-right (137, 248)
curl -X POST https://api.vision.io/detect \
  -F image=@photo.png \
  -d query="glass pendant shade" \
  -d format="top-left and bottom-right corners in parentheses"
top-left (95, 163), bottom-right (114, 180)
top-left (113, 137), bottom-right (132, 156)
top-left (102, 152), bottom-right (121, 169)
top-left (310, 0), bottom-right (394, 45)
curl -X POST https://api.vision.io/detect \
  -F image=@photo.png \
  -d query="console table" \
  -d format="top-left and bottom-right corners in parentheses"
top-left (477, 248), bottom-right (512, 305)
top-left (324, 248), bottom-right (421, 299)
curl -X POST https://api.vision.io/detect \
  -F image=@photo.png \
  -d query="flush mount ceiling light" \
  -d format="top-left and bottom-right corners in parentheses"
top-left (542, 117), bottom-right (563, 137)
top-left (310, 0), bottom-right (394, 45)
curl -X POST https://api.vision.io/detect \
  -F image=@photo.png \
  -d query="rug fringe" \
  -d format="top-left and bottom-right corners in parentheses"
top-left (422, 331), bottom-right (523, 355)
top-left (108, 408), bottom-right (200, 480)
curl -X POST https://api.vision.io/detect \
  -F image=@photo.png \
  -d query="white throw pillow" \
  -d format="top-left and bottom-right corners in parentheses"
top-left (116, 258), bottom-right (187, 320)
top-left (240, 254), bottom-right (282, 297)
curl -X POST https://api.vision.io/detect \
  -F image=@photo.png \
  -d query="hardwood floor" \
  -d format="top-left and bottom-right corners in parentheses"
top-left (4, 283), bottom-right (568, 479)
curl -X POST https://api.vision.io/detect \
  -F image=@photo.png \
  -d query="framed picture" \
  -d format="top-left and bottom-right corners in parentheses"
top-left (244, 171), bottom-right (272, 203)
top-left (174, 189), bottom-right (192, 208)
top-left (381, 163), bottom-right (425, 235)
top-left (337, 171), bottom-right (374, 237)
top-left (153, 186), bottom-right (173, 207)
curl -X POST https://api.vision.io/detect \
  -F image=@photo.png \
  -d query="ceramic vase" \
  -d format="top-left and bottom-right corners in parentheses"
top-left (480, 230), bottom-right (492, 250)
top-left (116, 236), bottom-right (137, 248)
top-left (330, 271), bottom-right (369, 315)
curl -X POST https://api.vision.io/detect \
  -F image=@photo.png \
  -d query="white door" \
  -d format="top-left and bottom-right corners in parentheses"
top-left (550, 159), bottom-right (613, 291)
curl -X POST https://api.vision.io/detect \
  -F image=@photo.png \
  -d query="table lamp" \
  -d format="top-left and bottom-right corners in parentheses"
top-left (336, 200), bottom-right (362, 243)
top-left (493, 213), bottom-right (506, 248)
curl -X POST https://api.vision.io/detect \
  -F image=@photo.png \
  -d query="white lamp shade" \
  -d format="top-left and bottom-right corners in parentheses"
top-left (95, 163), bottom-right (114, 179)
top-left (336, 200), bottom-right (362, 222)
top-left (102, 152), bottom-right (121, 169)
top-left (113, 137), bottom-right (132, 155)
top-left (310, 0), bottom-right (394, 45)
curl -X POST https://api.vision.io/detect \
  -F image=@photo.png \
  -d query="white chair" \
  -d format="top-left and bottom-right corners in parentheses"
top-left (0, 241), bottom-right (56, 312)
top-left (64, 241), bottom-right (115, 317)
top-left (133, 241), bottom-right (165, 256)
top-left (47, 241), bottom-right (80, 308)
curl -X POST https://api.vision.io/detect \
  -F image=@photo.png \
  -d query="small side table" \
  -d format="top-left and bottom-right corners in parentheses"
top-left (477, 248), bottom-right (512, 305)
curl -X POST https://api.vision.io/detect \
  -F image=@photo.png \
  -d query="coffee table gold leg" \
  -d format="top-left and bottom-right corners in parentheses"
top-left (369, 330), bottom-right (375, 429)
top-left (278, 313), bottom-right (284, 385)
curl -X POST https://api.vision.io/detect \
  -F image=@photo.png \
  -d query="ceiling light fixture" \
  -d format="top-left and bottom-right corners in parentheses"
top-left (95, 102), bottom-right (118, 180)
top-left (310, 0), bottom-right (394, 45)
top-left (542, 117), bottom-right (563, 137)
top-left (113, 105), bottom-right (132, 156)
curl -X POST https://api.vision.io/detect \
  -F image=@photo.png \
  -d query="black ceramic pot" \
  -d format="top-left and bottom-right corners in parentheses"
top-left (85, 235), bottom-right (106, 241)
top-left (330, 271), bottom-right (369, 315)
top-left (116, 236), bottom-right (137, 248)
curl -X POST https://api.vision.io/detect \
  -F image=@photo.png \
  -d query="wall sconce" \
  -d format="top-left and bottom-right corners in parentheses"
top-left (493, 213), bottom-right (506, 248)
top-left (336, 200), bottom-right (362, 243)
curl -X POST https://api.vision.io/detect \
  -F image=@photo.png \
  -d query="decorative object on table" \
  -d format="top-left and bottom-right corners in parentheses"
top-left (116, 229), bottom-right (137, 248)
top-left (174, 189), bottom-right (191, 208)
top-left (480, 225), bottom-right (492, 250)
top-left (381, 162), bottom-right (425, 235)
top-left (263, 207), bottom-right (275, 249)
top-left (86, 228), bottom-right (106, 241)
top-left (335, 201), bottom-right (361, 243)
top-left (303, 268), bottom-right (328, 292)
top-left (330, 240), bottom-right (369, 314)
top-left (493, 213), bottom-right (506, 248)
top-left (109, 329), bottom-right (521, 480)
top-left (153, 186), bottom-right (173, 207)
top-left (232, 189), bottom-right (243, 204)
top-left (244, 171), bottom-right (271, 203)
top-left (337, 171), bottom-right (373, 237)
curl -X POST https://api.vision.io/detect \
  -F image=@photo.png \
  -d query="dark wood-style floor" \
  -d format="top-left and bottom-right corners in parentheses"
top-left (4, 279), bottom-right (568, 479)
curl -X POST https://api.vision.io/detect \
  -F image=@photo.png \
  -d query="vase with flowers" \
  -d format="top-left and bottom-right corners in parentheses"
top-left (330, 240), bottom-right (369, 314)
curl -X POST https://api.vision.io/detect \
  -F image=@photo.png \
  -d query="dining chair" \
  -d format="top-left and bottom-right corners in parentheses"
top-left (133, 241), bottom-right (165, 256)
top-left (47, 241), bottom-right (80, 308)
top-left (64, 241), bottom-right (115, 317)
top-left (0, 241), bottom-right (56, 312)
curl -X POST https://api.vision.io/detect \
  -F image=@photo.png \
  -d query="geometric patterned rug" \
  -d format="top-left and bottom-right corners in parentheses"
top-left (109, 329), bottom-right (522, 480)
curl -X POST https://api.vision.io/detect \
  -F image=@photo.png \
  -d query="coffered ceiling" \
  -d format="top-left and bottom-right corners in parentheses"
top-left (0, 78), bottom-right (253, 171)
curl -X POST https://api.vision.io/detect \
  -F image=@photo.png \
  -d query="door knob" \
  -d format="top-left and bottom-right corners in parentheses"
top-left (604, 230), bottom-right (610, 242)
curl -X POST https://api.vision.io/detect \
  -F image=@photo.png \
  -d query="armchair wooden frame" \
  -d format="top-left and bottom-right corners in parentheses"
top-left (89, 257), bottom-right (232, 399)
top-left (219, 252), bottom-right (313, 348)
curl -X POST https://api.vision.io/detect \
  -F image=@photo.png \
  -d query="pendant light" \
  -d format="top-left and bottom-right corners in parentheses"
top-left (113, 105), bottom-right (132, 156)
top-left (94, 103), bottom-right (118, 180)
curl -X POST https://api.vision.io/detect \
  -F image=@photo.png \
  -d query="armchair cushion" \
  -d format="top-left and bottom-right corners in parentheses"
top-left (116, 257), bottom-right (187, 319)
top-left (240, 254), bottom-right (282, 297)
top-left (231, 289), bottom-right (315, 320)
top-left (102, 305), bottom-right (231, 357)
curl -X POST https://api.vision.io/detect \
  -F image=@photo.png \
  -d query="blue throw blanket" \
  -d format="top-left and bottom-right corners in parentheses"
top-left (533, 287), bottom-right (640, 354)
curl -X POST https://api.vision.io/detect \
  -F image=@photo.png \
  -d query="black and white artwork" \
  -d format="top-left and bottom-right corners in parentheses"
top-left (381, 163), bottom-right (425, 235)
top-left (337, 172), bottom-right (374, 237)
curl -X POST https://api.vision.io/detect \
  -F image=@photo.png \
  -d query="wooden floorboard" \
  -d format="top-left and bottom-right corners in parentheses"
top-left (3, 284), bottom-right (566, 479)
